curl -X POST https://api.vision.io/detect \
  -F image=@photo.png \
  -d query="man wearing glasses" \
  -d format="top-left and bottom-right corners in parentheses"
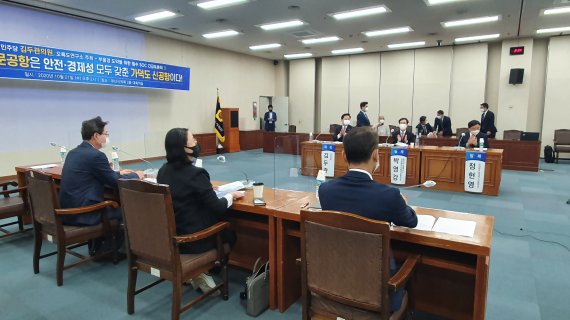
top-left (59, 116), bottom-right (143, 227)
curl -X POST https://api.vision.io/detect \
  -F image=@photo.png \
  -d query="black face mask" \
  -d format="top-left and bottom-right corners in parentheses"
top-left (185, 144), bottom-right (201, 158)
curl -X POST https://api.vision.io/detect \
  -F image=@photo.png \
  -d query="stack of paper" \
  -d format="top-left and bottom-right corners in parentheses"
top-left (413, 215), bottom-right (436, 231)
top-left (432, 217), bottom-right (476, 238)
top-left (215, 181), bottom-right (245, 198)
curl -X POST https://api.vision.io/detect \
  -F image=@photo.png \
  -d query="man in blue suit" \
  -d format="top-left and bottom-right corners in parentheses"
top-left (356, 101), bottom-right (371, 127)
top-left (59, 116), bottom-right (143, 226)
top-left (459, 120), bottom-right (490, 149)
top-left (318, 127), bottom-right (417, 313)
top-left (433, 109), bottom-right (452, 137)
top-left (263, 105), bottom-right (277, 132)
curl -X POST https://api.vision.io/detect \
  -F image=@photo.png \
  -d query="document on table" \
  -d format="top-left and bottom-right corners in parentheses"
top-left (432, 217), bottom-right (477, 238)
top-left (29, 164), bottom-right (58, 170)
top-left (413, 215), bottom-right (436, 231)
top-left (215, 181), bottom-right (245, 198)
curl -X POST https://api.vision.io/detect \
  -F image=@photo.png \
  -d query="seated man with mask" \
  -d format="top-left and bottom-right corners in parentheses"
top-left (459, 120), bottom-right (490, 149)
top-left (318, 127), bottom-right (418, 313)
top-left (60, 116), bottom-right (144, 226)
top-left (391, 117), bottom-right (416, 145)
top-left (333, 113), bottom-right (353, 142)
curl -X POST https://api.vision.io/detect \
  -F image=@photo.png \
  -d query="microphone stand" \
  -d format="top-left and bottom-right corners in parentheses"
top-left (455, 133), bottom-right (466, 150)
top-left (381, 129), bottom-right (395, 146)
top-left (217, 156), bottom-right (254, 188)
top-left (112, 146), bottom-right (154, 168)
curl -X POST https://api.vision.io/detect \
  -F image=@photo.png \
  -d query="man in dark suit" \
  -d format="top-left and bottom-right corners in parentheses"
top-left (415, 116), bottom-right (433, 136)
top-left (319, 127), bottom-right (418, 313)
top-left (459, 120), bottom-right (490, 149)
top-left (391, 117), bottom-right (416, 145)
top-left (59, 116), bottom-right (143, 226)
top-left (333, 113), bottom-right (353, 142)
top-left (480, 102), bottom-right (497, 138)
top-left (356, 101), bottom-right (370, 127)
top-left (433, 109), bottom-right (452, 137)
top-left (263, 105), bottom-right (277, 131)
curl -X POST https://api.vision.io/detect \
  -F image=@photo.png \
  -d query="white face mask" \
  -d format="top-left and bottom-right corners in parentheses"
top-left (480, 108), bottom-right (485, 113)
top-left (379, 119), bottom-right (385, 124)
top-left (364, 107), bottom-right (368, 112)
top-left (437, 115), bottom-right (442, 120)
top-left (99, 135), bottom-right (109, 147)
top-left (343, 119), bottom-right (351, 126)
top-left (399, 124), bottom-right (408, 131)
top-left (470, 130), bottom-right (480, 136)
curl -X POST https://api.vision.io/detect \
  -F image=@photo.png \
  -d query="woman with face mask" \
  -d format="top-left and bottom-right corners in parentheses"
top-left (156, 128), bottom-right (244, 294)
top-left (390, 117), bottom-right (416, 145)
top-left (376, 115), bottom-right (390, 136)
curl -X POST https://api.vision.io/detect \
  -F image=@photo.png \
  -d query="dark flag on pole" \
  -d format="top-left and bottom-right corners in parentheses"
top-left (214, 95), bottom-right (225, 143)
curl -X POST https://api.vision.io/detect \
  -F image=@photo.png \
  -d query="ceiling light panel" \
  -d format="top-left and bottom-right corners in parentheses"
top-left (196, 0), bottom-right (249, 10)
top-left (301, 36), bottom-right (341, 44)
top-left (363, 26), bottom-right (413, 37)
top-left (249, 43), bottom-right (281, 50)
top-left (331, 5), bottom-right (389, 20)
top-left (543, 6), bottom-right (570, 15)
top-left (259, 20), bottom-right (304, 31)
top-left (454, 33), bottom-right (500, 43)
top-left (331, 48), bottom-right (364, 55)
top-left (425, 0), bottom-right (475, 5)
top-left (443, 15), bottom-right (500, 28)
top-left (387, 41), bottom-right (426, 49)
top-left (135, 10), bottom-right (177, 22)
top-left (202, 29), bottom-right (240, 38)
top-left (536, 26), bottom-right (570, 34)
top-left (284, 53), bottom-right (313, 59)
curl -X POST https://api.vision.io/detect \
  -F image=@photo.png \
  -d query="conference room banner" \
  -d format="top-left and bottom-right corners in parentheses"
top-left (0, 40), bottom-right (190, 90)
top-left (464, 151), bottom-right (486, 193)
top-left (391, 147), bottom-right (408, 185)
top-left (321, 144), bottom-right (336, 177)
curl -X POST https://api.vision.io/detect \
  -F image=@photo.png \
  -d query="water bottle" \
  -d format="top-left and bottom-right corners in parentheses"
top-left (111, 151), bottom-right (120, 171)
top-left (59, 146), bottom-right (67, 165)
top-left (479, 138), bottom-right (484, 152)
top-left (309, 132), bottom-right (314, 141)
top-left (315, 170), bottom-right (326, 199)
top-left (416, 133), bottom-right (421, 147)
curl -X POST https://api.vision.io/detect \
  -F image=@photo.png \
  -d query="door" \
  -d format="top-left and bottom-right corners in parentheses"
top-left (270, 96), bottom-right (289, 132)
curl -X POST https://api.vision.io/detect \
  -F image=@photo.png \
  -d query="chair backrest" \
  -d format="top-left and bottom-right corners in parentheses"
top-left (25, 170), bottom-right (58, 228)
top-left (389, 125), bottom-right (398, 133)
top-left (301, 209), bottom-right (390, 317)
top-left (288, 125), bottom-right (297, 133)
top-left (329, 124), bottom-right (340, 134)
top-left (118, 179), bottom-right (177, 270)
top-left (456, 127), bottom-right (469, 137)
top-left (554, 129), bottom-right (570, 144)
top-left (503, 130), bottom-right (522, 140)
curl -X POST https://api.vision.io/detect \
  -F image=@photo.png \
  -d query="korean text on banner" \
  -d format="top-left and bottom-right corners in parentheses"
top-left (321, 144), bottom-right (336, 178)
top-left (391, 147), bottom-right (408, 185)
top-left (464, 151), bottom-right (486, 193)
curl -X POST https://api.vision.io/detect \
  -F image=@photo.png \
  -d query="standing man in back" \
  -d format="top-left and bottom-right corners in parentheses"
top-left (433, 110), bottom-right (452, 137)
top-left (480, 103), bottom-right (497, 138)
top-left (263, 105), bottom-right (277, 132)
top-left (318, 127), bottom-right (418, 313)
top-left (356, 101), bottom-right (371, 127)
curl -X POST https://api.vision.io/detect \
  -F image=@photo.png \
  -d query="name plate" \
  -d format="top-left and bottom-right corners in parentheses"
top-left (321, 144), bottom-right (336, 177)
top-left (391, 147), bottom-right (408, 185)
top-left (464, 151), bottom-right (486, 193)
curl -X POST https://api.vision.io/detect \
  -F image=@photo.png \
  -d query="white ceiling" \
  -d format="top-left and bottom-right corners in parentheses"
top-left (4, 0), bottom-right (570, 60)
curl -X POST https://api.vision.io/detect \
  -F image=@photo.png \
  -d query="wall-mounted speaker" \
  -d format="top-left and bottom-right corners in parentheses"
top-left (509, 68), bottom-right (524, 85)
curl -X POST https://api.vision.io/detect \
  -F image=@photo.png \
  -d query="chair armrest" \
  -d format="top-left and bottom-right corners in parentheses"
top-left (0, 187), bottom-right (26, 197)
top-left (388, 254), bottom-right (420, 293)
top-left (174, 222), bottom-right (230, 244)
top-left (54, 200), bottom-right (119, 215)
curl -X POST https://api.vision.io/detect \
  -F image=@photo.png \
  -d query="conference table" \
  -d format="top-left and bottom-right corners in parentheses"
top-left (15, 163), bottom-right (494, 320)
top-left (301, 141), bottom-right (503, 196)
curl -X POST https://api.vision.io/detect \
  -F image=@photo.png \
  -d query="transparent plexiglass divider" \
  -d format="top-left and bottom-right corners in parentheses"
top-left (273, 134), bottom-right (315, 201)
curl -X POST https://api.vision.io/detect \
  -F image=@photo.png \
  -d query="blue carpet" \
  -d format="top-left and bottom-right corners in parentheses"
top-left (2, 149), bottom-right (569, 319)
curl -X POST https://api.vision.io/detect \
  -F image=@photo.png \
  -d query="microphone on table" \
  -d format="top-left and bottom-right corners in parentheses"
top-left (112, 146), bottom-right (158, 180)
top-left (455, 133), bottom-right (466, 150)
top-left (400, 180), bottom-right (437, 189)
top-left (112, 146), bottom-right (153, 167)
top-left (216, 155), bottom-right (254, 188)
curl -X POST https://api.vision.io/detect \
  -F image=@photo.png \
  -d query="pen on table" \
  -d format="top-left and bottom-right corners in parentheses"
top-left (300, 202), bottom-right (309, 208)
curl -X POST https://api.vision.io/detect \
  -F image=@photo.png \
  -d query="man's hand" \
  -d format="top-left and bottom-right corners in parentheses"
top-left (487, 131), bottom-right (491, 135)
top-left (120, 169), bottom-right (134, 175)
top-left (230, 191), bottom-right (245, 200)
top-left (134, 171), bottom-right (145, 179)
top-left (467, 135), bottom-right (477, 147)
top-left (340, 127), bottom-right (346, 136)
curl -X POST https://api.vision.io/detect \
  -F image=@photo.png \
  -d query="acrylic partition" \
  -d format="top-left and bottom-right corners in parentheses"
top-left (273, 135), bottom-right (315, 197)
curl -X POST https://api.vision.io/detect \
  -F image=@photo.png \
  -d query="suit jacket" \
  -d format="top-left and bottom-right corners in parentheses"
top-left (434, 116), bottom-right (452, 136)
top-left (480, 110), bottom-right (497, 138)
top-left (333, 125), bottom-right (353, 142)
top-left (59, 141), bottom-right (138, 226)
top-left (157, 162), bottom-right (231, 253)
top-left (391, 130), bottom-right (416, 145)
top-left (459, 132), bottom-right (490, 148)
top-left (264, 111), bottom-right (277, 131)
top-left (415, 123), bottom-right (433, 136)
top-left (356, 111), bottom-right (370, 127)
top-left (318, 170), bottom-right (417, 312)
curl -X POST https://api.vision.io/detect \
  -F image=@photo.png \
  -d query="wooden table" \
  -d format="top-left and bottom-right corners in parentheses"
top-left (274, 192), bottom-right (494, 320)
top-left (15, 164), bottom-right (493, 319)
top-left (300, 142), bottom-right (422, 187)
top-left (301, 142), bottom-right (503, 195)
